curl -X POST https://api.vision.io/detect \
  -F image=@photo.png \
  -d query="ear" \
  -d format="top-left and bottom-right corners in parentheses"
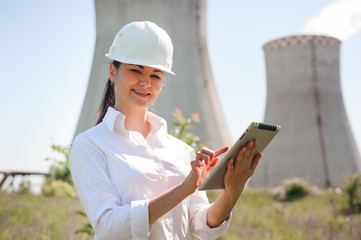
top-left (109, 63), bottom-right (117, 83)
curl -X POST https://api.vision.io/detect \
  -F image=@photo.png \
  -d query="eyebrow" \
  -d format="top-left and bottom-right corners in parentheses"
top-left (136, 65), bottom-right (163, 73)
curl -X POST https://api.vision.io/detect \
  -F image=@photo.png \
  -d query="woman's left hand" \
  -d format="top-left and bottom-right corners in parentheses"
top-left (206, 140), bottom-right (263, 228)
top-left (224, 139), bottom-right (262, 199)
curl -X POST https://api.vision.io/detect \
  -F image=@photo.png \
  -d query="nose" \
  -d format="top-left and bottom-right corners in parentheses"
top-left (139, 75), bottom-right (151, 88)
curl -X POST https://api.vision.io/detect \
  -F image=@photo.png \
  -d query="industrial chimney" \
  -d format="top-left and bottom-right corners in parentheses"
top-left (74, 0), bottom-right (231, 148)
top-left (251, 35), bottom-right (361, 186)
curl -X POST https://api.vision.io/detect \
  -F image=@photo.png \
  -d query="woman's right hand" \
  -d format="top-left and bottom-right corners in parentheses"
top-left (182, 146), bottom-right (229, 194)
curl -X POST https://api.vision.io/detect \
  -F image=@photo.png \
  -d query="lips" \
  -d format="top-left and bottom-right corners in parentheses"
top-left (132, 89), bottom-right (150, 96)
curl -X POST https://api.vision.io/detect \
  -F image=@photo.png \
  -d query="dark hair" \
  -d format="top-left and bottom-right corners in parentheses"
top-left (96, 61), bottom-right (121, 125)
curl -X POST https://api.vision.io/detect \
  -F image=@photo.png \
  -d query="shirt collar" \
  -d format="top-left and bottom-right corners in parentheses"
top-left (146, 111), bottom-right (169, 146)
top-left (103, 107), bottom-right (126, 133)
top-left (102, 107), bottom-right (169, 146)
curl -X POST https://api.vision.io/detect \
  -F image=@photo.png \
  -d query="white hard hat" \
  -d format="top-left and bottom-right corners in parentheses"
top-left (106, 21), bottom-right (175, 75)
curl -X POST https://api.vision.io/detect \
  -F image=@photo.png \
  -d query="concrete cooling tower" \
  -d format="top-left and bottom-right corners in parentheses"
top-left (251, 35), bottom-right (361, 187)
top-left (74, 0), bottom-right (231, 149)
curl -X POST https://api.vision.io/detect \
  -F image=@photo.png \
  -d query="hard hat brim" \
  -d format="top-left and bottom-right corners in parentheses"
top-left (106, 54), bottom-right (175, 75)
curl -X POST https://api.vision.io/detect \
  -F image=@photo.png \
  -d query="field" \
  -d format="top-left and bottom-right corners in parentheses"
top-left (208, 189), bottom-right (361, 240)
top-left (1, 188), bottom-right (360, 240)
top-left (0, 191), bottom-right (91, 240)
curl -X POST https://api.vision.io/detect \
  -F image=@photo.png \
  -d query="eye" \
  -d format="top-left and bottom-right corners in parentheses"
top-left (151, 74), bottom-right (161, 80)
top-left (130, 69), bottom-right (141, 74)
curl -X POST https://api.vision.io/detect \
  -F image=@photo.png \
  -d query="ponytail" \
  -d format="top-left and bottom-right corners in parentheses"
top-left (96, 61), bottom-right (120, 125)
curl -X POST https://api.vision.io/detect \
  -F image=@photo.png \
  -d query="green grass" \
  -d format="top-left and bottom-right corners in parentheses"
top-left (207, 189), bottom-right (361, 240)
top-left (1, 189), bottom-right (360, 240)
top-left (0, 191), bottom-right (91, 240)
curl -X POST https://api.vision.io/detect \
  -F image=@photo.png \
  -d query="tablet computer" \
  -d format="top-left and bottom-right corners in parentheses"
top-left (199, 122), bottom-right (281, 191)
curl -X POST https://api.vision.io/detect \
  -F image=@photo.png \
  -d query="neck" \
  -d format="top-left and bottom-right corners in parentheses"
top-left (115, 105), bottom-right (150, 138)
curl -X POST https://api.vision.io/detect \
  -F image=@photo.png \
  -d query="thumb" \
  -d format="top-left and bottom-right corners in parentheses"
top-left (206, 157), bottom-right (219, 171)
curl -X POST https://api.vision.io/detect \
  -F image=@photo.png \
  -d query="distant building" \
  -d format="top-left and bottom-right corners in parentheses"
top-left (251, 35), bottom-right (361, 186)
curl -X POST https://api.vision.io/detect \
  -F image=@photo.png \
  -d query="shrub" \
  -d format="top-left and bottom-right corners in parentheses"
top-left (342, 173), bottom-right (361, 212)
top-left (41, 180), bottom-right (56, 196)
top-left (17, 180), bottom-right (31, 194)
top-left (285, 182), bottom-right (310, 200)
top-left (41, 180), bottom-right (76, 198)
top-left (272, 178), bottom-right (311, 201)
top-left (45, 144), bottom-right (72, 184)
top-left (169, 108), bottom-right (209, 152)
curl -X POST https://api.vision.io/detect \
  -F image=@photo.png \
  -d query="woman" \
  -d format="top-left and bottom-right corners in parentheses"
top-left (70, 21), bottom-right (262, 240)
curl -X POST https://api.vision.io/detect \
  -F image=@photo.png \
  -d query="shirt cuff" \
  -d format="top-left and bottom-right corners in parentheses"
top-left (131, 199), bottom-right (149, 239)
top-left (199, 204), bottom-right (232, 240)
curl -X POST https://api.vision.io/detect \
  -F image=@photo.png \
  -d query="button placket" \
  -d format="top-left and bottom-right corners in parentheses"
top-left (145, 147), bottom-right (168, 182)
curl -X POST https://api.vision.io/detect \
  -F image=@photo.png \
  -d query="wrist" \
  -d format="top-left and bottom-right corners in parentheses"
top-left (223, 188), bottom-right (242, 203)
top-left (180, 178), bottom-right (197, 196)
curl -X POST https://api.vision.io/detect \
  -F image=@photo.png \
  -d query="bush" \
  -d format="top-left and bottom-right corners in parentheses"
top-left (41, 180), bottom-right (76, 198)
top-left (17, 180), bottom-right (31, 194)
top-left (41, 181), bottom-right (56, 196)
top-left (169, 108), bottom-right (209, 152)
top-left (45, 144), bottom-right (72, 184)
top-left (285, 182), bottom-right (310, 200)
top-left (272, 178), bottom-right (311, 201)
top-left (342, 173), bottom-right (361, 212)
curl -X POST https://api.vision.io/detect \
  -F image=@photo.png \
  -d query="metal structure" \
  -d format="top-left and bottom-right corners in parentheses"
top-left (0, 171), bottom-right (48, 189)
top-left (74, 0), bottom-right (231, 149)
top-left (251, 35), bottom-right (361, 186)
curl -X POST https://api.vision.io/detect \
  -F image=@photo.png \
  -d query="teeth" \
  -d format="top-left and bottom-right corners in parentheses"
top-left (133, 89), bottom-right (149, 95)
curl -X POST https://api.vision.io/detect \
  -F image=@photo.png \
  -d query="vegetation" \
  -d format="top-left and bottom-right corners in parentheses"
top-left (169, 108), bottom-right (209, 152)
top-left (1, 110), bottom-right (361, 239)
top-left (285, 182), bottom-right (310, 200)
top-left (342, 173), bottom-right (361, 213)
top-left (0, 192), bottom-right (91, 240)
top-left (206, 188), bottom-right (361, 240)
top-left (45, 144), bottom-right (72, 184)
top-left (280, 178), bottom-right (311, 201)
top-left (1, 187), bottom-right (361, 239)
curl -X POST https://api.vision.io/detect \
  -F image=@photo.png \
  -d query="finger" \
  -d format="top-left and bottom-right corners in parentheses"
top-left (247, 140), bottom-right (259, 167)
top-left (234, 146), bottom-right (246, 168)
top-left (214, 146), bottom-right (229, 157)
top-left (250, 153), bottom-right (262, 173)
top-left (191, 160), bottom-right (205, 168)
top-left (200, 147), bottom-right (215, 160)
top-left (251, 139), bottom-right (258, 152)
top-left (196, 152), bottom-right (210, 165)
top-left (209, 157), bottom-right (219, 168)
top-left (227, 158), bottom-right (234, 172)
top-left (206, 157), bottom-right (219, 171)
top-left (244, 141), bottom-right (254, 166)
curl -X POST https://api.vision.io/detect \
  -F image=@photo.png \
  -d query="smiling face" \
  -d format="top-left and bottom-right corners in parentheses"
top-left (110, 63), bottom-right (164, 115)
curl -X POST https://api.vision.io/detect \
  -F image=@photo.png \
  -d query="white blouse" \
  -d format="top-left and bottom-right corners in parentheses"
top-left (69, 107), bottom-right (230, 240)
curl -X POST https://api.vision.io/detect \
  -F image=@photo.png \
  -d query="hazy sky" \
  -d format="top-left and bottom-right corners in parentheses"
top-left (0, 0), bottom-right (360, 183)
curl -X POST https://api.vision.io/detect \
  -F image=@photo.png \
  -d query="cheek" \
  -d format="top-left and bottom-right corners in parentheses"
top-left (114, 74), bottom-right (136, 90)
top-left (154, 80), bottom-right (163, 94)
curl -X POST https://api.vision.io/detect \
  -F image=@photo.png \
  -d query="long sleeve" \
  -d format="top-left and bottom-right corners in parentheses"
top-left (188, 189), bottom-right (231, 240)
top-left (69, 135), bottom-right (150, 240)
top-left (184, 150), bottom-right (231, 240)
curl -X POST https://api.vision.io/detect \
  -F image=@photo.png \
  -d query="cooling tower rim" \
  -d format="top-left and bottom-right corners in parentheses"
top-left (263, 34), bottom-right (341, 52)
